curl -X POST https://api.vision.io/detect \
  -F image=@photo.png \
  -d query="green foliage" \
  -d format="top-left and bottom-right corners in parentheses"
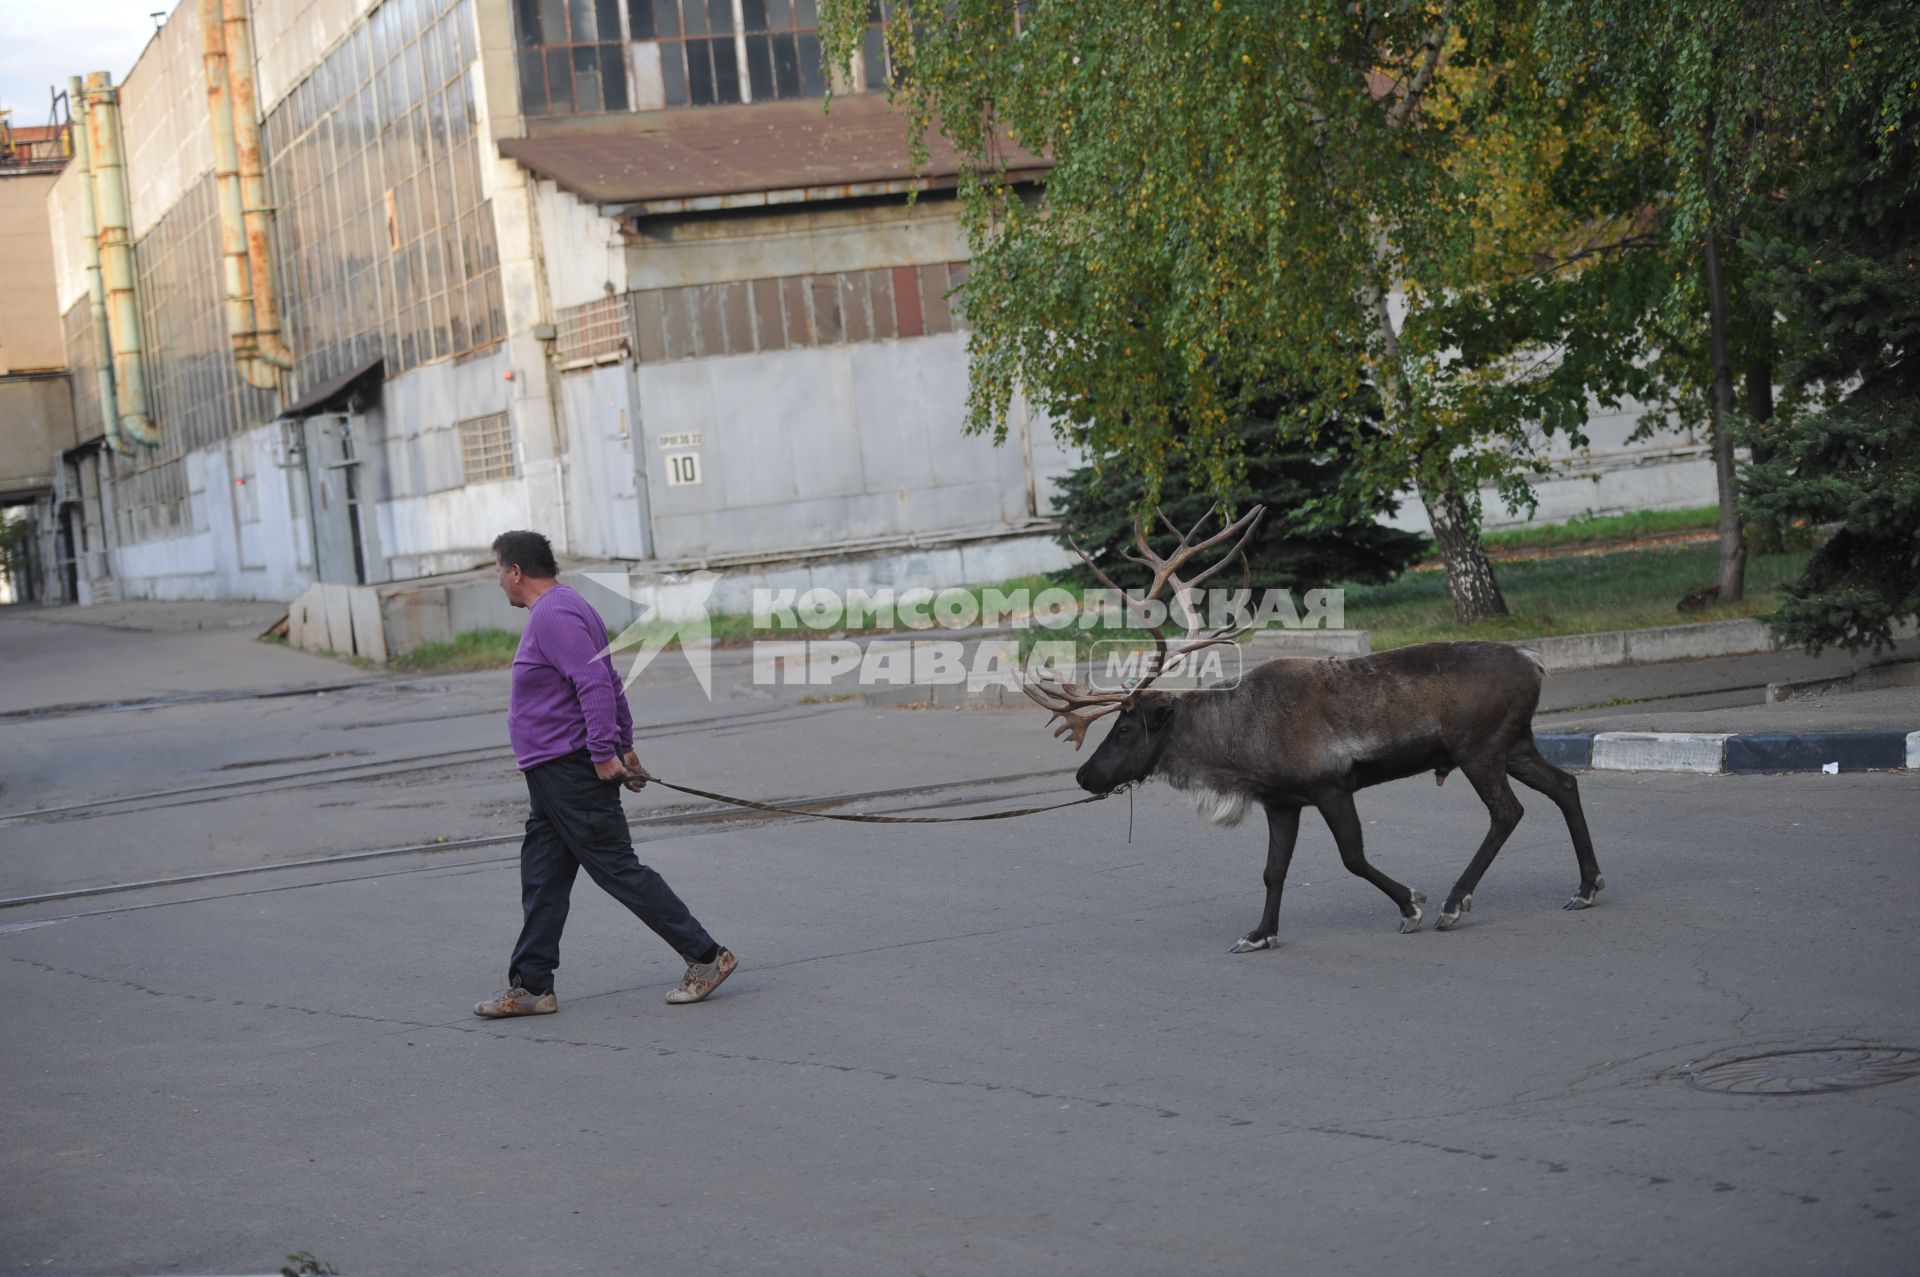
top-left (0, 510), bottom-right (31, 560)
top-left (1346, 542), bottom-right (1811, 650)
top-left (1531, 1), bottom-right (1899, 445)
top-left (390, 627), bottom-right (523, 672)
top-left (817, 1), bottom-right (1654, 523)
top-left (1742, 26), bottom-right (1920, 654)
top-left (1050, 395), bottom-right (1426, 594)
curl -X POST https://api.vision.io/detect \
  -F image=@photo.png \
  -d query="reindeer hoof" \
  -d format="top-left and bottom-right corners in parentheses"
top-left (1436, 895), bottom-right (1472, 930)
top-left (1399, 891), bottom-right (1426, 933)
top-left (1564, 875), bottom-right (1606, 911)
top-left (1228, 935), bottom-right (1279, 954)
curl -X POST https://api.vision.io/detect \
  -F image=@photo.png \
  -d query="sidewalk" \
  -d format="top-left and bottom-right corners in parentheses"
top-left (11, 597), bottom-right (1914, 772)
top-left (9, 599), bottom-right (288, 633)
top-left (0, 601), bottom-right (374, 718)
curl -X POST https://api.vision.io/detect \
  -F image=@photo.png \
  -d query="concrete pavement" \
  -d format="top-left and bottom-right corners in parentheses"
top-left (3, 603), bottom-right (1918, 1276)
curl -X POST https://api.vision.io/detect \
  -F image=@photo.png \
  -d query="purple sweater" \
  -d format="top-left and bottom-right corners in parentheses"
top-left (508, 583), bottom-right (634, 770)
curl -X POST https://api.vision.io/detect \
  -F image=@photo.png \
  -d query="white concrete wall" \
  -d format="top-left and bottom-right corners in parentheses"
top-left (625, 200), bottom-right (969, 291)
top-left (46, 165), bottom-right (89, 314)
top-left (370, 344), bottom-right (539, 579)
top-left (535, 180), bottom-right (628, 310)
top-left (376, 480), bottom-right (533, 580)
top-left (1017, 390), bottom-right (1080, 520)
top-left (1383, 398), bottom-right (1717, 534)
top-left (107, 418), bottom-right (314, 600)
top-left (635, 331), bottom-right (1053, 562)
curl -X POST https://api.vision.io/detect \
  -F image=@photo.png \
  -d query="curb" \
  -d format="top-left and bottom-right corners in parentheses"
top-left (1517, 618), bottom-right (1779, 673)
top-left (1536, 730), bottom-right (1920, 775)
top-left (1767, 655), bottom-right (1920, 703)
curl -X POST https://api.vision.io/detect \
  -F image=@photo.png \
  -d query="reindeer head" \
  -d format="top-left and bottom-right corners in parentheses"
top-left (1073, 690), bottom-right (1183, 794)
top-left (1021, 503), bottom-right (1266, 789)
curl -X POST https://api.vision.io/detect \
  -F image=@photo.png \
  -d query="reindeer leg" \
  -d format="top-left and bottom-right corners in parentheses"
top-left (1314, 790), bottom-right (1425, 932)
top-left (1436, 760), bottom-right (1525, 930)
top-left (1506, 742), bottom-right (1606, 911)
top-left (1230, 803), bottom-right (1300, 953)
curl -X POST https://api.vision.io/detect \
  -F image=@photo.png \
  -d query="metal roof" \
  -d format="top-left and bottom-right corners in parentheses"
top-left (497, 95), bottom-right (1046, 213)
top-left (279, 357), bottom-right (385, 418)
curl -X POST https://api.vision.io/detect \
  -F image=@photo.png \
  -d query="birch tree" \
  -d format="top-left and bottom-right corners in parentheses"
top-left (823, 1), bottom-right (1660, 623)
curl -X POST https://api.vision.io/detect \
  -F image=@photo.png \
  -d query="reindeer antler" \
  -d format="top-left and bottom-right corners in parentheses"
top-left (1020, 503), bottom-right (1267, 747)
top-left (1017, 677), bottom-right (1133, 749)
top-left (1124, 504), bottom-right (1266, 687)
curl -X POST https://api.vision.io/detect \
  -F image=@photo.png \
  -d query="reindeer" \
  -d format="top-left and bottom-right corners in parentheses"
top-left (1025, 505), bottom-right (1604, 951)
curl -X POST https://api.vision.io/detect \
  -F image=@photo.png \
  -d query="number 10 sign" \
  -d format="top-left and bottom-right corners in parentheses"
top-left (664, 451), bottom-right (702, 487)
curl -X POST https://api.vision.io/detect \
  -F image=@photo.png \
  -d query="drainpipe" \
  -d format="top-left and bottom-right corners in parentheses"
top-left (223, 0), bottom-right (294, 371)
top-left (197, 0), bottom-right (276, 390)
top-left (67, 77), bottom-right (124, 454)
top-left (82, 72), bottom-right (159, 447)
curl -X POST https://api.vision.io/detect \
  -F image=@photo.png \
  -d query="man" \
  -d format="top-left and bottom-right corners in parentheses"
top-left (475, 530), bottom-right (736, 1018)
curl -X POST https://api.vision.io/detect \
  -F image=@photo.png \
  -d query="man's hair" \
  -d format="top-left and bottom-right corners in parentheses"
top-left (492, 530), bottom-right (558, 578)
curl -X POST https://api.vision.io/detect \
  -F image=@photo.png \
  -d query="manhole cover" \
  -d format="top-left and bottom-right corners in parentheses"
top-left (1686, 1047), bottom-right (1920, 1095)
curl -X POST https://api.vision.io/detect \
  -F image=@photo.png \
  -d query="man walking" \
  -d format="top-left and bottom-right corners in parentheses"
top-left (475, 530), bottom-right (736, 1018)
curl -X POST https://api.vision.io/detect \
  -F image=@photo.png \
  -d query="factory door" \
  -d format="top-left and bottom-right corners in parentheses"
top-left (302, 412), bottom-right (368, 585)
top-left (558, 362), bottom-right (652, 561)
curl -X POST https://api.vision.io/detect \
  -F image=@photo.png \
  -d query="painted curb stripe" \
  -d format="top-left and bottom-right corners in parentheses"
top-left (1534, 734), bottom-right (1593, 770)
top-left (1592, 731), bottom-right (1729, 774)
top-left (1722, 732), bottom-right (1910, 773)
top-left (1532, 731), bottom-right (1918, 773)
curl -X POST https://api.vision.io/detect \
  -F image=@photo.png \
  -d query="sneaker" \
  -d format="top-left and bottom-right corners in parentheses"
top-left (474, 986), bottom-right (558, 1018)
top-left (666, 948), bottom-right (737, 1005)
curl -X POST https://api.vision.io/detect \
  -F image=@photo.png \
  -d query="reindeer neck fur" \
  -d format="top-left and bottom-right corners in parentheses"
top-left (1153, 688), bottom-right (1271, 828)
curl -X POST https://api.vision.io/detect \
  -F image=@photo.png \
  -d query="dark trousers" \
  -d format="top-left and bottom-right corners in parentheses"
top-left (508, 750), bottom-right (718, 994)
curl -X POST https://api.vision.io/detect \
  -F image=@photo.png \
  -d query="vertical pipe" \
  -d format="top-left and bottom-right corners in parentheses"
top-left (223, 0), bottom-right (294, 371)
top-left (68, 76), bottom-right (124, 454)
top-left (198, 0), bottom-right (275, 389)
top-left (83, 72), bottom-right (160, 447)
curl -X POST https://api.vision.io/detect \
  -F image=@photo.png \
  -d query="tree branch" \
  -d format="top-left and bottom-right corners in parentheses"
top-left (1521, 231), bottom-right (1663, 283)
top-left (1385, 14), bottom-right (1450, 130)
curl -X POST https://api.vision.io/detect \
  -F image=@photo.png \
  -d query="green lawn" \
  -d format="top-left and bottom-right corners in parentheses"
top-left (1346, 542), bottom-right (1807, 650)
top-left (389, 627), bottom-right (523, 672)
top-left (1469, 505), bottom-right (1720, 554)
top-left (370, 524), bottom-right (1807, 671)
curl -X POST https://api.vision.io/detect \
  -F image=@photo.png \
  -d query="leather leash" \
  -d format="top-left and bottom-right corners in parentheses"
top-left (641, 776), bottom-right (1116, 824)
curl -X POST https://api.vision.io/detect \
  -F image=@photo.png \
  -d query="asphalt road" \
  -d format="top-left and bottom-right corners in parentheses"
top-left (3, 605), bottom-right (1917, 1276)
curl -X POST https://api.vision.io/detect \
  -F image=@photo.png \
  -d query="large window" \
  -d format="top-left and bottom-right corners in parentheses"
top-left (738, 0), bottom-right (826, 103)
top-left (267, 0), bottom-right (504, 385)
top-left (861, 1), bottom-right (897, 91)
top-left (514, 0), bottom-right (631, 116)
top-left (517, 0), bottom-right (830, 116)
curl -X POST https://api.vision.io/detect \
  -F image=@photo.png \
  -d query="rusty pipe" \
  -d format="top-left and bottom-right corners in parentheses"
top-left (67, 77), bottom-right (125, 453)
top-left (198, 0), bottom-right (276, 390)
top-left (222, 0), bottom-right (293, 371)
top-left (82, 73), bottom-right (159, 447)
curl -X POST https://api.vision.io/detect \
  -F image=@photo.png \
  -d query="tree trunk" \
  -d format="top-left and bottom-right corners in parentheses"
top-left (1362, 226), bottom-right (1508, 625)
top-left (1745, 305), bottom-right (1782, 553)
top-left (1423, 482), bottom-right (1509, 623)
top-left (1701, 224), bottom-right (1748, 603)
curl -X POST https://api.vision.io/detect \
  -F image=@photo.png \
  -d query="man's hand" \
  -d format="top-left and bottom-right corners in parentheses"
top-left (594, 755), bottom-right (629, 784)
top-left (621, 750), bottom-right (651, 792)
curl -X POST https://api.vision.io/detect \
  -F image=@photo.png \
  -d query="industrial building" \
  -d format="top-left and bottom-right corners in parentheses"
top-left (8, 0), bottom-right (1716, 649)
